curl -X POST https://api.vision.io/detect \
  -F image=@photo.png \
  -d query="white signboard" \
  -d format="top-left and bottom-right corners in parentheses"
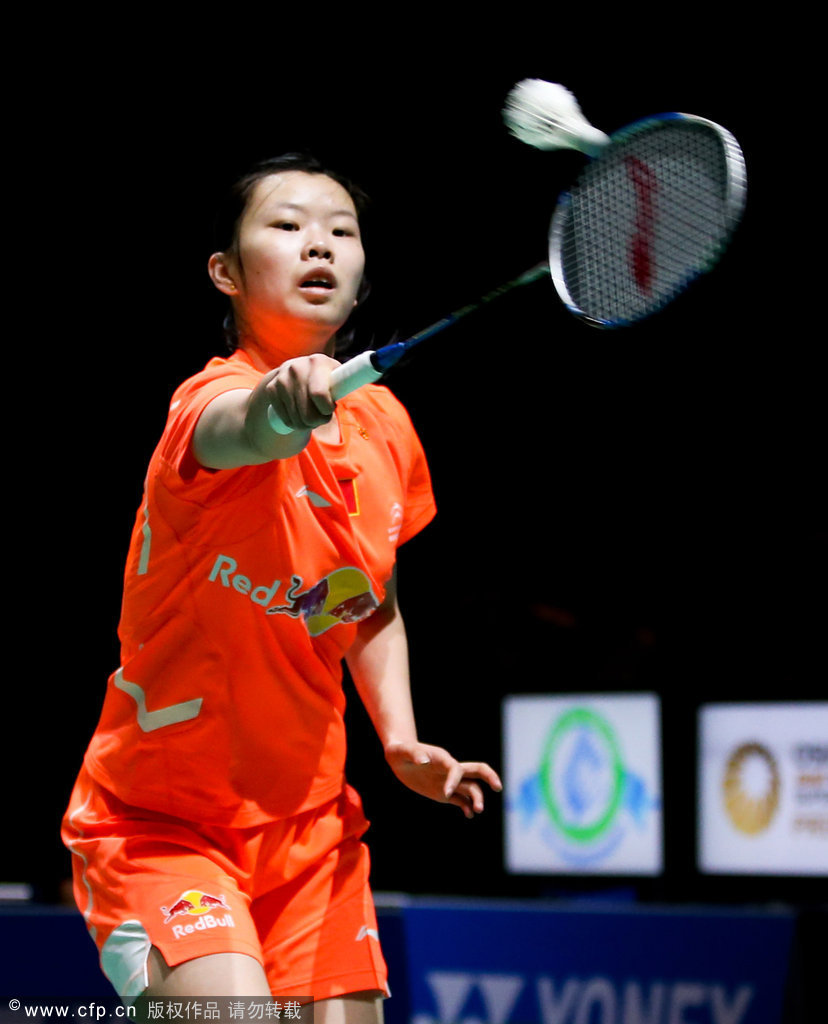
top-left (698, 702), bottom-right (828, 876)
top-left (503, 693), bottom-right (663, 875)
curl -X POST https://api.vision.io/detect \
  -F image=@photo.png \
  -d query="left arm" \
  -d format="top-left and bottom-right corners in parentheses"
top-left (345, 568), bottom-right (502, 818)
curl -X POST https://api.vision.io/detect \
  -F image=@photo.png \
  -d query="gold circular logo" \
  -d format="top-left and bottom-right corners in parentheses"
top-left (722, 742), bottom-right (780, 834)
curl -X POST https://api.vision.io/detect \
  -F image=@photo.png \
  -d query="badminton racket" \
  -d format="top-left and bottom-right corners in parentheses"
top-left (268, 80), bottom-right (746, 433)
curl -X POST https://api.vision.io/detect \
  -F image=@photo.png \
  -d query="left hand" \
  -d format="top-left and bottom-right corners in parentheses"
top-left (385, 741), bottom-right (503, 819)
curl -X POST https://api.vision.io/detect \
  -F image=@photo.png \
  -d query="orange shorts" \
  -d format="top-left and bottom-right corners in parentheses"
top-left (61, 765), bottom-right (388, 1004)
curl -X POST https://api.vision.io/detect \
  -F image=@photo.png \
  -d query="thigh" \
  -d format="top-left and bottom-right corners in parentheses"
top-left (252, 789), bottom-right (388, 1001)
top-left (314, 991), bottom-right (385, 1024)
top-left (62, 767), bottom-right (266, 1002)
top-left (144, 948), bottom-right (271, 997)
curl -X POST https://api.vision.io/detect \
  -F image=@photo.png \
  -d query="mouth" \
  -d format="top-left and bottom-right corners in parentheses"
top-left (299, 269), bottom-right (337, 291)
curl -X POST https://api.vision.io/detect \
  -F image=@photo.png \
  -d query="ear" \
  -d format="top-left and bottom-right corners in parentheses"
top-left (208, 252), bottom-right (240, 296)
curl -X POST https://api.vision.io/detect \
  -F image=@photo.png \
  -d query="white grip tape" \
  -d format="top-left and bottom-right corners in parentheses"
top-left (266, 351), bottom-right (383, 435)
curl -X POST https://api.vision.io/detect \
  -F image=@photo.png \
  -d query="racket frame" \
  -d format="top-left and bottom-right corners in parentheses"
top-left (548, 112), bottom-right (747, 329)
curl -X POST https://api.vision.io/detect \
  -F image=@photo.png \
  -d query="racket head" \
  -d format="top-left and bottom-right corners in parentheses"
top-left (549, 113), bottom-right (747, 328)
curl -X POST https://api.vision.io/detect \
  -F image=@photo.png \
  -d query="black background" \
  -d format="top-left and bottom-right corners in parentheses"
top-left (4, 23), bottom-right (823, 912)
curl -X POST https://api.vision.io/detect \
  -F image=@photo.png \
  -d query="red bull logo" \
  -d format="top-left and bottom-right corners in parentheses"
top-left (268, 568), bottom-right (378, 635)
top-left (208, 555), bottom-right (379, 636)
top-left (161, 890), bottom-right (235, 938)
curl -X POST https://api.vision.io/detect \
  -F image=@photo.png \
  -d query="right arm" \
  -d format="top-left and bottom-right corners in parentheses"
top-left (192, 353), bottom-right (340, 469)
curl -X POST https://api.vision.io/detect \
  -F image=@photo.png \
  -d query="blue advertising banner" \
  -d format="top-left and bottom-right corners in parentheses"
top-left (400, 899), bottom-right (796, 1024)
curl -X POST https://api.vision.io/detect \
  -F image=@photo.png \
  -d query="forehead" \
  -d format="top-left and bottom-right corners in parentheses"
top-left (244, 171), bottom-right (358, 221)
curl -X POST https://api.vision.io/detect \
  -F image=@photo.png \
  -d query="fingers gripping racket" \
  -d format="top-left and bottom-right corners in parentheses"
top-left (268, 80), bottom-right (746, 433)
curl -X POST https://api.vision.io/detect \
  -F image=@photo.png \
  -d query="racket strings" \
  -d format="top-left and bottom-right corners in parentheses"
top-left (558, 120), bottom-right (742, 325)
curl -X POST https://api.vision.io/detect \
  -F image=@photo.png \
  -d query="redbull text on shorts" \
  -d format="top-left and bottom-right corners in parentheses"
top-left (170, 912), bottom-right (235, 940)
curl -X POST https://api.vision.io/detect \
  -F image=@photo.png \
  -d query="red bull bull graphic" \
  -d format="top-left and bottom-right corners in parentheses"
top-left (267, 567), bottom-right (378, 636)
top-left (208, 555), bottom-right (379, 636)
top-left (160, 890), bottom-right (235, 939)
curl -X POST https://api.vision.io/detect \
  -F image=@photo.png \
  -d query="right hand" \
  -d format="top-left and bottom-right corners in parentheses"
top-left (261, 353), bottom-right (341, 433)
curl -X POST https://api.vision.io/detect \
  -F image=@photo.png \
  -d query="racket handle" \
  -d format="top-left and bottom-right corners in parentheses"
top-left (266, 350), bottom-right (384, 435)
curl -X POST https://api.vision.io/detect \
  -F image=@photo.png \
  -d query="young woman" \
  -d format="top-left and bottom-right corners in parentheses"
top-left (62, 154), bottom-right (501, 1021)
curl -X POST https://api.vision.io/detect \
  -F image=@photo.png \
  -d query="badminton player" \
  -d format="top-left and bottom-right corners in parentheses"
top-left (62, 153), bottom-right (502, 1019)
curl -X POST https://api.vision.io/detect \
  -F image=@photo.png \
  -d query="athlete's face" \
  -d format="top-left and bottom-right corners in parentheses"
top-left (213, 171), bottom-right (365, 356)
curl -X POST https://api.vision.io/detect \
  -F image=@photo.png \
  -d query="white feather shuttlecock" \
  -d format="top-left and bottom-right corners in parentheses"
top-left (503, 79), bottom-right (610, 156)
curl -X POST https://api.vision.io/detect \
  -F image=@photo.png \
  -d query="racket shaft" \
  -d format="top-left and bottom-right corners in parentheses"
top-left (372, 261), bottom-right (550, 369)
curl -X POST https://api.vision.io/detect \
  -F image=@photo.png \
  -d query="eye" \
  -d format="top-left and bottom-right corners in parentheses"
top-left (273, 221), bottom-right (298, 231)
top-left (332, 227), bottom-right (357, 238)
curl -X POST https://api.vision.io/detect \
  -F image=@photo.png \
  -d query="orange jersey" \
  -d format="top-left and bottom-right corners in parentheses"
top-left (84, 350), bottom-right (436, 826)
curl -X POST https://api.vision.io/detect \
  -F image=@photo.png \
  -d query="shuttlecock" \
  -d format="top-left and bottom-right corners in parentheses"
top-left (503, 79), bottom-right (610, 156)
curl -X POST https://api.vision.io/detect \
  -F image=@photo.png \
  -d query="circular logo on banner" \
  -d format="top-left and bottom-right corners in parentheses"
top-left (540, 708), bottom-right (625, 847)
top-left (722, 742), bottom-right (781, 834)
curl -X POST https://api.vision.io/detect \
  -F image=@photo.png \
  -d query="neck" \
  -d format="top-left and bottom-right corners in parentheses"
top-left (237, 323), bottom-right (338, 372)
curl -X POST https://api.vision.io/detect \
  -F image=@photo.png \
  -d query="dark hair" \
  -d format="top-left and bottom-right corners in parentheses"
top-left (213, 153), bottom-right (372, 352)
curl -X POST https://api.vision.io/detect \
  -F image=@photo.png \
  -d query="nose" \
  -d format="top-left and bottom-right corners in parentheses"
top-left (302, 239), bottom-right (333, 262)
